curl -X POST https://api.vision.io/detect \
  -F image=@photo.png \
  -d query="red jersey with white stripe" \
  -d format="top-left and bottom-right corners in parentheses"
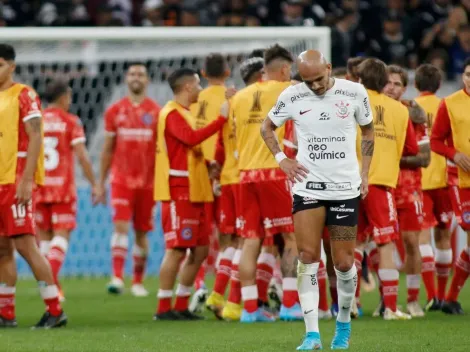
top-left (36, 107), bottom-right (86, 203)
top-left (104, 97), bottom-right (160, 189)
top-left (395, 122), bottom-right (428, 204)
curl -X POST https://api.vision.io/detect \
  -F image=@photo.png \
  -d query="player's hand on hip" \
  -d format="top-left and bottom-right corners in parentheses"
top-left (16, 177), bottom-right (33, 205)
top-left (360, 173), bottom-right (369, 199)
top-left (220, 101), bottom-right (230, 119)
top-left (454, 152), bottom-right (470, 173)
top-left (279, 158), bottom-right (308, 183)
top-left (94, 183), bottom-right (107, 205)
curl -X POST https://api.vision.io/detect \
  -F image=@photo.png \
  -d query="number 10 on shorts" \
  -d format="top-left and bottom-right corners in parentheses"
top-left (11, 202), bottom-right (31, 219)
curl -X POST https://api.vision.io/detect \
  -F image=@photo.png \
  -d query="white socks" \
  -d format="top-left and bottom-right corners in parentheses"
top-left (335, 265), bottom-right (358, 323)
top-left (297, 261), bottom-right (320, 333)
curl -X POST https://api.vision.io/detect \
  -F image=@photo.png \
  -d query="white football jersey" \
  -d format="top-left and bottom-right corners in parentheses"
top-left (268, 78), bottom-right (373, 200)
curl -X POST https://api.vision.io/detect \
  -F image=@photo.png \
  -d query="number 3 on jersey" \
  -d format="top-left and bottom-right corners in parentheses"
top-left (44, 136), bottom-right (59, 171)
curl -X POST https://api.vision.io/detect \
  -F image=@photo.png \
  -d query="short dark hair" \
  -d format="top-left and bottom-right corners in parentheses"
top-left (264, 44), bottom-right (293, 66)
top-left (347, 57), bottom-right (366, 80)
top-left (358, 58), bottom-right (388, 92)
top-left (292, 72), bottom-right (302, 81)
top-left (45, 78), bottom-right (70, 103)
top-left (248, 49), bottom-right (265, 59)
top-left (0, 43), bottom-right (15, 61)
top-left (240, 57), bottom-right (264, 84)
top-left (332, 67), bottom-right (347, 78)
top-left (127, 61), bottom-right (147, 72)
top-left (204, 53), bottom-right (227, 78)
top-left (387, 64), bottom-right (408, 87)
top-left (415, 64), bottom-right (441, 93)
top-left (168, 68), bottom-right (197, 93)
top-left (464, 57), bottom-right (470, 72)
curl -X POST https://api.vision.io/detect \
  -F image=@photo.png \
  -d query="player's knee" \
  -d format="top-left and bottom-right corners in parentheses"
top-left (298, 249), bottom-right (321, 264)
top-left (334, 260), bottom-right (355, 273)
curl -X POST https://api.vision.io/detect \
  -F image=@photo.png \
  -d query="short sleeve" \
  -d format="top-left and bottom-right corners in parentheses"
top-left (19, 87), bottom-right (42, 122)
top-left (268, 89), bottom-right (293, 127)
top-left (70, 116), bottom-right (86, 146)
top-left (104, 105), bottom-right (117, 136)
top-left (354, 85), bottom-right (373, 126)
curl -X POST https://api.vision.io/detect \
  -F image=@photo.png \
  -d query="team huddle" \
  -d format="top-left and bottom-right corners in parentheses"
top-left (0, 41), bottom-right (470, 350)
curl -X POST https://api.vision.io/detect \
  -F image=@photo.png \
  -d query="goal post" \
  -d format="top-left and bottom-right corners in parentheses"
top-left (3, 27), bottom-right (332, 277)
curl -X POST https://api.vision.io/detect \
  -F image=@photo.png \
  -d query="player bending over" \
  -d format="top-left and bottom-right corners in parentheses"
top-left (0, 43), bottom-right (66, 328)
top-left (431, 57), bottom-right (470, 315)
top-left (36, 79), bottom-right (97, 302)
top-left (97, 62), bottom-right (160, 297)
top-left (414, 64), bottom-right (452, 311)
top-left (384, 65), bottom-right (430, 317)
top-left (262, 50), bottom-right (374, 350)
top-left (154, 68), bottom-right (228, 321)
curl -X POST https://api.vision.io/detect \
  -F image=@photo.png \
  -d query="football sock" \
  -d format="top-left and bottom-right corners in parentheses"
top-left (132, 245), bottom-right (147, 285)
top-left (0, 285), bottom-right (15, 320)
top-left (157, 289), bottom-right (173, 314)
top-left (406, 274), bottom-right (421, 303)
top-left (110, 233), bottom-right (128, 280)
top-left (419, 244), bottom-right (436, 301)
top-left (39, 282), bottom-right (62, 316)
top-left (47, 236), bottom-right (68, 286)
top-left (297, 261), bottom-right (320, 333)
top-left (335, 265), bottom-right (358, 323)
top-left (174, 284), bottom-right (192, 312)
top-left (378, 269), bottom-right (399, 311)
top-left (227, 249), bottom-right (242, 304)
top-left (213, 247), bottom-right (235, 295)
top-left (446, 248), bottom-right (470, 302)
top-left (241, 285), bottom-right (258, 313)
top-left (435, 248), bottom-right (453, 301)
top-left (282, 278), bottom-right (298, 308)
top-left (256, 252), bottom-right (275, 303)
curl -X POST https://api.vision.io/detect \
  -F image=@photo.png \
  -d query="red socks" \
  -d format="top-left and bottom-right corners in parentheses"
top-left (227, 249), bottom-right (242, 304)
top-left (242, 285), bottom-right (258, 313)
top-left (47, 236), bottom-right (69, 286)
top-left (111, 233), bottom-right (128, 279)
top-left (446, 248), bottom-right (470, 302)
top-left (157, 289), bottom-right (173, 314)
top-left (213, 247), bottom-right (235, 296)
top-left (39, 284), bottom-right (62, 316)
top-left (282, 278), bottom-right (298, 308)
top-left (256, 252), bottom-right (275, 303)
top-left (132, 245), bottom-right (147, 285)
top-left (0, 286), bottom-right (15, 320)
top-left (419, 244), bottom-right (436, 301)
top-left (435, 248), bottom-right (453, 301)
top-left (379, 269), bottom-right (399, 311)
top-left (406, 274), bottom-right (420, 303)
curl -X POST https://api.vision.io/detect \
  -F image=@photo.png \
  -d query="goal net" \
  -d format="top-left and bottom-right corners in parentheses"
top-left (3, 27), bottom-right (330, 277)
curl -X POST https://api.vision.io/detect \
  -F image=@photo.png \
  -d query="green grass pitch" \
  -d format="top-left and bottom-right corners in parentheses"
top-left (1, 276), bottom-right (469, 352)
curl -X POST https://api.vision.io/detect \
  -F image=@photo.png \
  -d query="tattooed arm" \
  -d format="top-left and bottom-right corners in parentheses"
top-left (261, 117), bottom-right (308, 183)
top-left (359, 121), bottom-right (374, 198)
top-left (260, 117), bottom-right (283, 156)
top-left (403, 100), bottom-right (427, 124)
top-left (400, 139), bottom-right (431, 168)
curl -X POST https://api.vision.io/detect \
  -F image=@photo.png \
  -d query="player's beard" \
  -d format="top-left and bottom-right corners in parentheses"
top-left (128, 82), bottom-right (145, 95)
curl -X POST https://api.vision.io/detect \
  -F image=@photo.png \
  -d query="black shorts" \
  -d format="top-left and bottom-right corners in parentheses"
top-left (292, 194), bottom-right (360, 227)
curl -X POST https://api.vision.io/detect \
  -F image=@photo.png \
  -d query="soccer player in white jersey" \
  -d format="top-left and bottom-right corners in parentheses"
top-left (261, 50), bottom-right (374, 350)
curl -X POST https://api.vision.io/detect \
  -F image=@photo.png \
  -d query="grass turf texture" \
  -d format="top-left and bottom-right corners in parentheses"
top-left (1, 276), bottom-right (469, 352)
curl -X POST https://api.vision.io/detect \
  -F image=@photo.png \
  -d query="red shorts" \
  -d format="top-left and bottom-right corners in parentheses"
top-left (422, 188), bottom-right (453, 229)
top-left (358, 185), bottom-right (398, 245)
top-left (110, 184), bottom-right (156, 232)
top-left (161, 200), bottom-right (211, 249)
top-left (36, 202), bottom-right (77, 231)
top-left (450, 186), bottom-right (470, 231)
top-left (238, 179), bottom-right (294, 239)
top-left (0, 185), bottom-right (36, 236)
top-left (217, 184), bottom-right (240, 235)
top-left (396, 191), bottom-right (425, 232)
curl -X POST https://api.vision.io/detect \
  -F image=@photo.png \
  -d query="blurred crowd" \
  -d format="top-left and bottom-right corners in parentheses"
top-left (1, 0), bottom-right (469, 79)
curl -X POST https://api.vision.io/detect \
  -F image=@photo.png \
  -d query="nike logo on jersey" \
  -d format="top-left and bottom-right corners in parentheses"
top-left (304, 310), bottom-right (314, 315)
top-left (300, 109), bottom-right (312, 115)
top-left (336, 215), bottom-right (349, 219)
